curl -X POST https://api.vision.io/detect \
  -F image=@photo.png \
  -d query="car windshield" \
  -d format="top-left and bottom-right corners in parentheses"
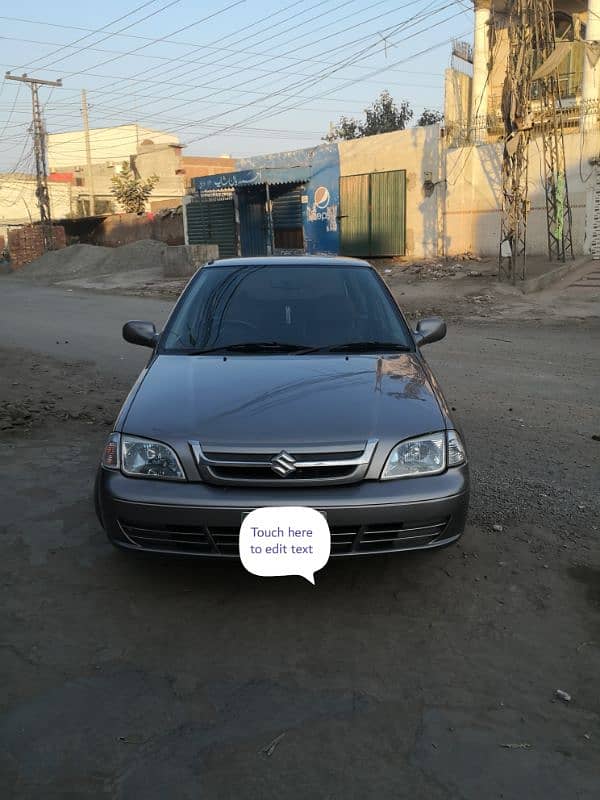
top-left (161, 263), bottom-right (412, 354)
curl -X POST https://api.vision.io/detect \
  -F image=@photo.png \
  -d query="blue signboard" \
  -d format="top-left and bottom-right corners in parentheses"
top-left (303, 143), bottom-right (340, 255)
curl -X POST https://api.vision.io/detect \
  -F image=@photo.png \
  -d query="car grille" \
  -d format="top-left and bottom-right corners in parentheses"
top-left (118, 518), bottom-right (450, 556)
top-left (190, 441), bottom-right (378, 486)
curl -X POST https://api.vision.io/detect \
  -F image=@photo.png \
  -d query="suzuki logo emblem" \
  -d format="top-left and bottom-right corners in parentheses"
top-left (271, 450), bottom-right (297, 477)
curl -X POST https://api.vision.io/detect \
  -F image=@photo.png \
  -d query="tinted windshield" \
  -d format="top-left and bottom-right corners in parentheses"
top-left (161, 264), bottom-right (411, 353)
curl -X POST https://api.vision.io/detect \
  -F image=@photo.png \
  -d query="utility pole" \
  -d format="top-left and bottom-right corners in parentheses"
top-left (499, 0), bottom-right (534, 284)
top-left (499, 0), bottom-right (574, 282)
top-left (5, 72), bottom-right (62, 251)
top-left (81, 89), bottom-right (96, 216)
top-left (531, 0), bottom-right (574, 263)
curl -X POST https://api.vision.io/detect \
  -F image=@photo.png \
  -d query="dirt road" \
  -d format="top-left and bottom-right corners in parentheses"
top-left (0, 282), bottom-right (598, 799)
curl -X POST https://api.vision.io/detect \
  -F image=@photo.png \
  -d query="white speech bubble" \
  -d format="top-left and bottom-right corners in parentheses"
top-left (239, 506), bottom-right (331, 584)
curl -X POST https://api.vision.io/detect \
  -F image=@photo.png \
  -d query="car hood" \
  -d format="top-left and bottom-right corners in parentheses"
top-left (123, 353), bottom-right (445, 447)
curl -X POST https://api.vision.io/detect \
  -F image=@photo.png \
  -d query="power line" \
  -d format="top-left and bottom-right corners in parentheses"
top-left (24, 0), bottom-right (182, 72)
top-left (0, 83), bottom-right (21, 139)
top-left (167, 2), bottom-right (462, 143)
top-left (57, 0), bottom-right (247, 82)
top-left (95, 0), bottom-right (416, 108)
top-left (0, 15), bottom-right (444, 78)
top-left (102, 0), bottom-right (443, 129)
top-left (53, 0), bottom-right (378, 105)
top-left (34, 2), bottom-right (453, 153)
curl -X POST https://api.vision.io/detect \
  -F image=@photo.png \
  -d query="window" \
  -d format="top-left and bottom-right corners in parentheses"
top-left (161, 264), bottom-right (412, 353)
top-left (532, 12), bottom-right (584, 100)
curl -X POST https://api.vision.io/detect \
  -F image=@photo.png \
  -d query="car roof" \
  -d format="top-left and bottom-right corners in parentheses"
top-left (205, 255), bottom-right (372, 268)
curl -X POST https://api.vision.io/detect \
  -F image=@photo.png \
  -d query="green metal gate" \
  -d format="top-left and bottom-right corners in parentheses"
top-left (340, 170), bottom-right (406, 257)
top-left (186, 193), bottom-right (238, 258)
top-left (339, 174), bottom-right (370, 257)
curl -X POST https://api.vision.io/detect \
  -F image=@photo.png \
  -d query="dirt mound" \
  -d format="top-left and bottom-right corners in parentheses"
top-left (0, 347), bottom-right (124, 434)
top-left (16, 239), bottom-right (169, 281)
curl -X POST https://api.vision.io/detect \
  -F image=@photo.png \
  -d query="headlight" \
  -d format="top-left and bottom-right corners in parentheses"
top-left (381, 430), bottom-right (467, 480)
top-left (120, 434), bottom-right (186, 480)
top-left (381, 432), bottom-right (446, 479)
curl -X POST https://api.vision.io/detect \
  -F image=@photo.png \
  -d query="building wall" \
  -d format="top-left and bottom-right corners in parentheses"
top-left (91, 211), bottom-right (184, 247)
top-left (338, 126), bottom-right (442, 259)
top-left (444, 127), bottom-right (597, 256)
top-left (182, 156), bottom-right (238, 187)
top-left (47, 125), bottom-right (180, 171)
top-left (444, 68), bottom-right (472, 142)
top-left (0, 175), bottom-right (72, 242)
top-left (134, 145), bottom-right (185, 202)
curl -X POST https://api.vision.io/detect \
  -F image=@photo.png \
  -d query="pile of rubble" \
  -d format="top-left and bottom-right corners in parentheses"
top-left (402, 257), bottom-right (485, 281)
top-left (0, 350), bottom-right (123, 435)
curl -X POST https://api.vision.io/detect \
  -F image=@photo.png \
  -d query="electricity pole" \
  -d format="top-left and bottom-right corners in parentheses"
top-left (81, 89), bottom-right (96, 216)
top-left (5, 72), bottom-right (62, 251)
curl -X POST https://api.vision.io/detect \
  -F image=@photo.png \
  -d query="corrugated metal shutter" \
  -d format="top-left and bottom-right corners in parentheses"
top-left (340, 171), bottom-right (406, 257)
top-left (272, 183), bottom-right (304, 250)
top-left (340, 174), bottom-right (370, 257)
top-left (371, 170), bottom-right (406, 257)
top-left (272, 184), bottom-right (303, 228)
top-left (186, 196), bottom-right (237, 258)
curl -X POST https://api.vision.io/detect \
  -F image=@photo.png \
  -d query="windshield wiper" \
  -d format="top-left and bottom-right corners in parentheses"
top-left (298, 341), bottom-right (412, 354)
top-left (177, 341), bottom-right (311, 355)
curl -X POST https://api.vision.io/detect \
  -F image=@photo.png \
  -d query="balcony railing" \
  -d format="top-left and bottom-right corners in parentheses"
top-left (445, 99), bottom-right (600, 148)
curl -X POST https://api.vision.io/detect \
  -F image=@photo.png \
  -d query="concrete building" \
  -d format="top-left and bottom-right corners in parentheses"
top-left (46, 125), bottom-right (239, 216)
top-left (47, 124), bottom-right (186, 215)
top-left (443, 0), bottom-right (600, 258)
top-left (47, 124), bottom-right (179, 171)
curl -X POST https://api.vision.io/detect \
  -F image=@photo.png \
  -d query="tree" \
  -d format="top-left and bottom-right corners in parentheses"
top-left (323, 90), bottom-right (413, 141)
top-left (417, 109), bottom-right (444, 127)
top-left (361, 91), bottom-right (413, 136)
top-left (323, 115), bottom-right (361, 142)
top-left (110, 162), bottom-right (159, 213)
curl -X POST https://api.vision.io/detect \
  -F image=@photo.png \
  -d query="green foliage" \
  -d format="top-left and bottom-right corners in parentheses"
top-left (110, 162), bottom-right (159, 213)
top-left (417, 109), bottom-right (444, 126)
top-left (323, 91), bottom-right (413, 141)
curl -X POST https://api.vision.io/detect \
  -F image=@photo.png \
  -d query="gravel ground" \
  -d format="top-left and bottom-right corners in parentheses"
top-left (0, 285), bottom-right (598, 799)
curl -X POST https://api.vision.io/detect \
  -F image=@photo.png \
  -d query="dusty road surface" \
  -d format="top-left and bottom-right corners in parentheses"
top-left (0, 281), bottom-right (599, 799)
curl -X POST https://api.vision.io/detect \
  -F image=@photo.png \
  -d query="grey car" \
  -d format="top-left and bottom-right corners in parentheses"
top-left (95, 256), bottom-right (469, 558)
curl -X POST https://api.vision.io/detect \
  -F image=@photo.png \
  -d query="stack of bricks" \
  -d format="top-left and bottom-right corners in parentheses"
top-left (7, 225), bottom-right (67, 269)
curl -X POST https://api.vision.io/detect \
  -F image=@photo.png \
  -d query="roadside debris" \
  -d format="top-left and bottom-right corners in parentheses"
top-left (262, 732), bottom-right (286, 757)
top-left (576, 641), bottom-right (596, 652)
top-left (501, 743), bottom-right (532, 750)
top-left (378, 256), bottom-right (488, 283)
top-left (555, 689), bottom-right (572, 703)
top-left (492, 524), bottom-right (504, 532)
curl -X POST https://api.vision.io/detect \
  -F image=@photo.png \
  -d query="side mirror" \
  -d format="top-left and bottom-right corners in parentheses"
top-left (123, 320), bottom-right (158, 348)
top-left (414, 317), bottom-right (446, 347)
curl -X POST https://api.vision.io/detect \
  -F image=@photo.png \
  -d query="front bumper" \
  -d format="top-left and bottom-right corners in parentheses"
top-left (96, 466), bottom-right (469, 558)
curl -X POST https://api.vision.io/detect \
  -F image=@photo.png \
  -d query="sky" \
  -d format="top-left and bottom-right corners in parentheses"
top-left (0, 0), bottom-right (474, 171)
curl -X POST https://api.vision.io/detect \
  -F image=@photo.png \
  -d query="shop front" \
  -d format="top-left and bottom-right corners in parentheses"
top-left (186, 144), bottom-right (340, 258)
